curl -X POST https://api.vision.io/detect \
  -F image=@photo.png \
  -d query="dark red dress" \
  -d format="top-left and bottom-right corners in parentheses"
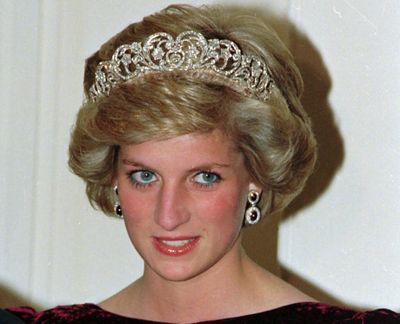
top-left (6, 302), bottom-right (400, 323)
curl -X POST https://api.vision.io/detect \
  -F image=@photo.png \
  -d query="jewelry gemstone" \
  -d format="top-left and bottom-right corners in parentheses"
top-left (248, 191), bottom-right (260, 204)
top-left (245, 206), bottom-right (260, 225)
top-left (115, 205), bottom-right (122, 217)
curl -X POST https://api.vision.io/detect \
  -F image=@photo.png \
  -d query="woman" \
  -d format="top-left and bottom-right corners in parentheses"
top-left (6, 4), bottom-right (399, 323)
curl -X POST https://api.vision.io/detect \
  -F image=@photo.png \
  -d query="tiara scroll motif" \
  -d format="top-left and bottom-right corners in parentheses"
top-left (88, 31), bottom-right (275, 102)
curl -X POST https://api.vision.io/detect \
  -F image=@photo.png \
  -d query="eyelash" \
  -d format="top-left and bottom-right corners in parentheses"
top-left (127, 170), bottom-right (157, 188)
top-left (126, 170), bottom-right (222, 189)
top-left (192, 171), bottom-right (222, 188)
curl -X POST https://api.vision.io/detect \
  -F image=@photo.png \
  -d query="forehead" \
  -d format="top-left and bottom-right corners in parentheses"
top-left (119, 130), bottom-right (243, 167)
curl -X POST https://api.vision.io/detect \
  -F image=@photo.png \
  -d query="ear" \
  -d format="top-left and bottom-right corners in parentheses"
top-left (248, 181), bottom-right (263, 194)
top-left (111, 172), bottom-right (118, 187)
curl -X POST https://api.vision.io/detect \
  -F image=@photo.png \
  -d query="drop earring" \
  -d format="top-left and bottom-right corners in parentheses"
top-left (113, 186), bottom-right (123, 218)
top-left (245, 190), bottom-right (261, 225)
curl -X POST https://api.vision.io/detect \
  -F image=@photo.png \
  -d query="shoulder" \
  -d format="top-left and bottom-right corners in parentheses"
top-left (247, 302), bottom-right (400, 324)
top-left (6, 302), bottom-right (399, 323)
top-left (243, 263), bottom-right (399, 323)
top-left (5, 303), bottom-right (137, 323)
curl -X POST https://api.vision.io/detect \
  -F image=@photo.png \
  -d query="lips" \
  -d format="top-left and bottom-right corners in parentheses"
top-left (153, 236), bottom-right (199, 256)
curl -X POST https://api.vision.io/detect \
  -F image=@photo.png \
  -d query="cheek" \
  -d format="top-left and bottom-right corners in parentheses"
top-left (119, 189), bottom-right (154, 225)
top-left (197, 188), bottom-right (247, 226)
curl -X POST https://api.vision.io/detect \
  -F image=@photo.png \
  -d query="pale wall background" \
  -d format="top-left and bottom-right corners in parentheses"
top-left (1, 0), bottom-right (399, 311)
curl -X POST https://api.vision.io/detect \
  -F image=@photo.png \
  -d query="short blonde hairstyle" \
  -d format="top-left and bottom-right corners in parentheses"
top-left (69, 4), bottom-right (317, 218)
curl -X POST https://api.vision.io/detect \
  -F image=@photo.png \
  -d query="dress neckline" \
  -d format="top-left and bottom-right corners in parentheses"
top-left (87, 301), bottom-right (322, 323)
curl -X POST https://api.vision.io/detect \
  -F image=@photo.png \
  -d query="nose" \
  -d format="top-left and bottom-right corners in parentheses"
top-left (154, 181), bottom-right (190, 231)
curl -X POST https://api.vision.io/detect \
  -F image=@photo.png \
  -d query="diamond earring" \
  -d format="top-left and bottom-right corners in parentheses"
top-left (245, 190), bottom-right (261, 225)
top-left (113, 186), bottom-right (123, 218)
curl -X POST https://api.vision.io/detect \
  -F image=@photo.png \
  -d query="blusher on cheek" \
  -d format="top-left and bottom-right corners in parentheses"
top-left (203, 190), bottom-right (243, 227)
top-left (120, 191), bottom-right (152, 224)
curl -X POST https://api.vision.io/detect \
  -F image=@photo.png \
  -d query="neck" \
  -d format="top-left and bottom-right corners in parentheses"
top-left (133, 240), bottom-right (254, 322)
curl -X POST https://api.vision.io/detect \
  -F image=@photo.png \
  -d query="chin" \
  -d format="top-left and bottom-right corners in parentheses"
top-left (148, 260), bottom-right (209, 282)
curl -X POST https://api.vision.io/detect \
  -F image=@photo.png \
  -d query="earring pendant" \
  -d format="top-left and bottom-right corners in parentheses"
top-left (245, 190), bottom-right (261, 225)
top-left (113, 186), bottom-right (123, 219)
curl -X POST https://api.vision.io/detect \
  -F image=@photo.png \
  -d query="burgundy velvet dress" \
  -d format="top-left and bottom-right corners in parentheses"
top-left (6, 302), bottom-right (400, 323)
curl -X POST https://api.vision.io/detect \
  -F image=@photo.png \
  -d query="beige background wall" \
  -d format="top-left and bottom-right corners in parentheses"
top-left (1, 0), bottom-right (399, 311)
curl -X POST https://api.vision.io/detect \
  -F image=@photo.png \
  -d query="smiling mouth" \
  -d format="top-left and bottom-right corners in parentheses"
top-left (153, 237), bottom-right (199, 256)
top-left (161, 239), bottom-right (194, 246)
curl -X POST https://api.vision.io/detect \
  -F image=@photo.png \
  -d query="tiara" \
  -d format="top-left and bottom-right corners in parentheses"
top-left (88, 30), bottom-right (275, 102)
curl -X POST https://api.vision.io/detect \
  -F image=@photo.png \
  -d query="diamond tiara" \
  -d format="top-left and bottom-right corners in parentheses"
top-left (88, 30), bottom-right (275, 102)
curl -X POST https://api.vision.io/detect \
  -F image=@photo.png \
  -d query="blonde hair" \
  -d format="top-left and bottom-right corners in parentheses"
top-left (69, 4), bottom-right (317, 218)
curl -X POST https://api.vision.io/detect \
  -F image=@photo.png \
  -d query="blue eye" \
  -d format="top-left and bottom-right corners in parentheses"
top-left (129, 170), bottom-right (157, 187)
top-left (193, 171), bottom-right (221, 187)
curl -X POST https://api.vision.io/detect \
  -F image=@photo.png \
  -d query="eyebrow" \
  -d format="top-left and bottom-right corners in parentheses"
top-left (121, 159), bottom-right (231, 171)
top-left (121, 159), bottom-right (147, 167)
top-left (186, 163), bottom-right (231, 173)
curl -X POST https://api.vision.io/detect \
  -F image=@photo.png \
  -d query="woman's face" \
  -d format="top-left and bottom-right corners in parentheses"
top-left (116, 130), bottom-right (260, 282)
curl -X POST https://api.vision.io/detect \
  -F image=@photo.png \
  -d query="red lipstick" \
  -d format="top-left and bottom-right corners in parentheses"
top-left (153, 237), bottom-right (199, 256)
